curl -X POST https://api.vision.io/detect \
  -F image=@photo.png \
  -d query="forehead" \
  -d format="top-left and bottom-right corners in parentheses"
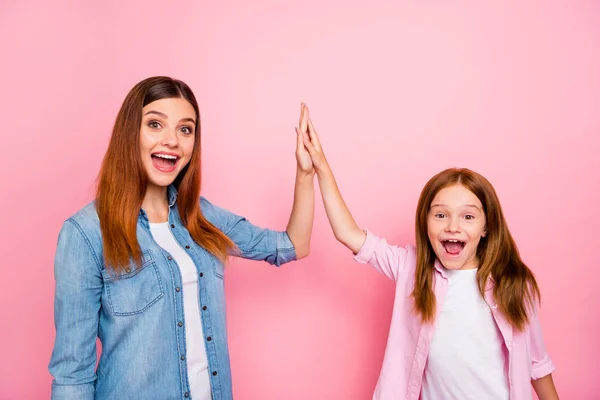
top-left (430, 184), bottom-right (483, 209)
top-left (142, 97), bottom-right (195, 117)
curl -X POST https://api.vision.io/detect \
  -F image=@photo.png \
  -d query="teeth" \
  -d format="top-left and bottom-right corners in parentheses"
top-left (154, 154), bottom-right (177, 160)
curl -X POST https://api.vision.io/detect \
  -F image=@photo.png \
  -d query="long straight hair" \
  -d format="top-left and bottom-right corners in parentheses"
top-left (412, 168), bottom-right (540, 331)
top-left (96, 76), bottom-right (235, 272)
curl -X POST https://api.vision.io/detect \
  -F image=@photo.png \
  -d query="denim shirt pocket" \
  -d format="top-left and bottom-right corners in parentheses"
top-left (101, 250), bottom-right (164, 316)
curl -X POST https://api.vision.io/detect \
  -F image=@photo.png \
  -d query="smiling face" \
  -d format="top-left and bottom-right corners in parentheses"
top-left (427, 184), bottom-right (487, 270)
top-left (139, 97), bottom-right (196, 190)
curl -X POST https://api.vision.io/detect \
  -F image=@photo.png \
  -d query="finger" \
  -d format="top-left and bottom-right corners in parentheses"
top-left (295, 127), bottom-right (307, 152)
top-left (299, 103), bottom-right (308, 134)
top-left (295, 127), bottom-right (302, 147)
top-left (307, 118), bottom-right (322, 151)
top-left (301, 129), bottom-right (317, 156)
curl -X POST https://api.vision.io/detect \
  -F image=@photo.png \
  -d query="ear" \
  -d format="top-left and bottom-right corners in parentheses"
top-left (482, 229), bottom-right (487, 238)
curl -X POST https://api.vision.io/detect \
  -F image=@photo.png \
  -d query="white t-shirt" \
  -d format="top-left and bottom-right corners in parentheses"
top-left (421, 268), bottom-right (509, 400)
top-left (150, 222), bottom-right (211, 400)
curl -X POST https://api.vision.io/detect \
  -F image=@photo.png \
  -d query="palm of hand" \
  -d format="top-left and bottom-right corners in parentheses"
top-left (296, 146), bottom-right (314, 173)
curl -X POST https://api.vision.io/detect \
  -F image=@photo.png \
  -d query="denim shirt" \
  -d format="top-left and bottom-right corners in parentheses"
top-left (49, 186), bottom-right (297, 399)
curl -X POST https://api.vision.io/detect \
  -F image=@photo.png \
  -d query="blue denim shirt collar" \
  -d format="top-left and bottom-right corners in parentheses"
top-left (138, 185), bottom-right (179, 226)
top-left (167, 185), bottom-right (178, 207)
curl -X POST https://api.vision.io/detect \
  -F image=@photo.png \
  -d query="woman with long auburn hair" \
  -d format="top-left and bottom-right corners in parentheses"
top-left (49, 76), bottom-right (315, 400)
top-left (297, 109), bottom-right (559, 400)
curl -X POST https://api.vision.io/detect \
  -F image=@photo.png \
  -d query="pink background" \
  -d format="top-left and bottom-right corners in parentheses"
top-left (1, 1), bottom-right (599, 399)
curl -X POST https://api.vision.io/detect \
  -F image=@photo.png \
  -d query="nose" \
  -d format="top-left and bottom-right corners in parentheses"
top-left (160, 128), bottom-right (178, 147)
top-left (445, 216), bottom-right (460, 233)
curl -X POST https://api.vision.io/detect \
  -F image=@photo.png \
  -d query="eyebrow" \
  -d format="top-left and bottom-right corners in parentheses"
top-left (144, 110), bottom-right (196, 124)
top-left (430, 204), bottom-right (482, 210)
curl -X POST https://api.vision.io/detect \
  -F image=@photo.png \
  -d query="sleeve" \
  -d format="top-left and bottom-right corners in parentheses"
top-left (201, 197), bottom-right (296, 267)
top-left (529, 303), bottom-right (556, 379)
top-left (353, 230), bottom-right (408, 281)
top-left (48, 219), bottom-right (103, 400)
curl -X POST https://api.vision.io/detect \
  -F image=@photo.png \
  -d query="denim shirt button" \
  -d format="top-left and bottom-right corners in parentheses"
top-left (175, 287), bottom-right (181, 292)
top-left (184, 392), bottom-right (189, 398)
top-left (212, 371), bottom-right (218, 376)
top-left (207, 336), bottom-right (212, 341)
top-left (185, 245), bottom-right (190, 249)
top-left (167, 256), bottom-right (173, 261)
top-left (178, 321), bottom-right (183, 327)
top-left (199, 272), bottom-right (204, 277)
top-left (126, 268), bottom-right (131, 273)
top-left (202, 306), bottom-right (207, 311)
top-left (181, 355), bottom-right (185, 361)
top-left (170, 224), bottom-right (175, 229)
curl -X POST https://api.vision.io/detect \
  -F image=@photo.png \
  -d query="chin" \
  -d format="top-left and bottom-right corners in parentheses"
top-left (439, 254), bottom-right (478, 271)
top-left (440, 262), bottom-right (463, 271)
top-left (148, 176), bottom-right (177, 188)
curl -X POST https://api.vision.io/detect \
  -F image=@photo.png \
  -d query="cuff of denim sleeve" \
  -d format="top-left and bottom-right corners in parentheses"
top-left (275, 231), bottom-right (297, 265)
top-left (354, 230), bottom-right (375, 263)
top-left (531, 354), bottom-right (556, 380)
top-left (51, 382), bottom-right (95, 400)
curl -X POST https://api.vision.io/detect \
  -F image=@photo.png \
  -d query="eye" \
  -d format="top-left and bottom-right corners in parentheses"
top-left (148, 120), bottom-right (162, 129)
top-left (434, 213), bottom-right (446, 219)
top-left (180, 126), bottom-right (193, 134)
top-left (464, 214), bottom-right (475, 220)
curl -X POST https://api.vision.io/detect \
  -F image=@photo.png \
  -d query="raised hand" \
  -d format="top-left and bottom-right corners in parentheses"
top-left (295, 103), bottom-right (314, 175)
top-left (300, 116), bottom-right (328, 174)
top-left (286, 103), bottom-right (315, 260)
top-left (297, 109), bottom-right (366, 254)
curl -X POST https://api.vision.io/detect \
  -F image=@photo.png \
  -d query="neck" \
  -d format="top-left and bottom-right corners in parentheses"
top-left (142, 184), bottom-right (169, 223)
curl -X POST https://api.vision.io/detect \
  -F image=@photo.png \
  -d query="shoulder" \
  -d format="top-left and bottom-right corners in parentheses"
top-left (199, 196), bottom-right (214, 212)
top-left (53, 201), bottom-right (104, 272)
top-left (60, 201), bottom-right (103, 257)
top-left (199, 196), bottom-right (233, 232)
top-left (67, 201), bottom-right (100, 233)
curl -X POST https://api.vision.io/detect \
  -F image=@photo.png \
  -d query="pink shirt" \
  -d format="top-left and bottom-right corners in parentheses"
top-left (354, 230), bottom-right (555, 400)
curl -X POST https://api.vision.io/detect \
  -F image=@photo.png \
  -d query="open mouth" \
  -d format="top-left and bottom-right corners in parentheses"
top-left (442, 240), bottom-right (465, 256)
top-left (151, 153), bottom-right (180, 172)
